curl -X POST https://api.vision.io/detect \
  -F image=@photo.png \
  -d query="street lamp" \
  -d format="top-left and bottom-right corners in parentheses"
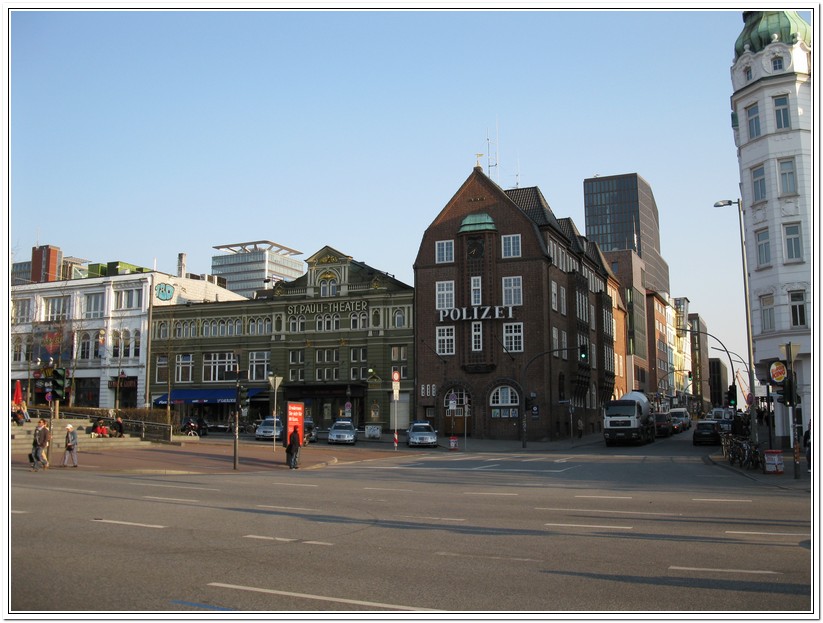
top-left (714, 199), bottom-right (757, 443)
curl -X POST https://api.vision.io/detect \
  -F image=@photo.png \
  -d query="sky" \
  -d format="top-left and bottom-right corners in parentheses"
top-left (4, 5), bottom-right (817, 387)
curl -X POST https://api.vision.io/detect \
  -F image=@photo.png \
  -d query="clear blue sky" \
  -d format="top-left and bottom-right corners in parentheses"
top-left (6, 7), bottom-right (815, 383)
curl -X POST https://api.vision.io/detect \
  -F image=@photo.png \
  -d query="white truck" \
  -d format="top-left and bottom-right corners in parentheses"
top-left (603, 390), bottom-right (655, 446)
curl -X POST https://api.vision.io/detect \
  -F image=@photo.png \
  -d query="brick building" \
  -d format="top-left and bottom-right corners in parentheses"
top-left (414, 167), bottom-right (616, 442)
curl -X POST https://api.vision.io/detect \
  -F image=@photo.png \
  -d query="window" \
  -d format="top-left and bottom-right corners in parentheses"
top-left (393, 309), bottom-right (405, 328)
top-left (752, 165), bottom-right (766, 202)
top-left (79, 333), bottom-right (91, 360)
top-left (84, 293), bottom-right (104, 319)
top-left (391, 345), bottom-right (407, 362)
top-left (44, 296), bottom-right (70, 321)
top-left (114, 288), bottom-right (142, 310)
top-left (745, 66), bottom-right (752, 81)
top-left (12, 299), bottom-right (31, 324)
top-left (288, 315), bottom-right (305, 333)
top-left (551, 281), bottom-right (558, 311)
top-left (470, 276), bottom-right (482, 306)
top-left (778, 159), bottom-right (796, 195)
top-left (789, 291), bottom-right (806, 327)
top-left (503, 322), bottom-right (523, 352)
top-left (249, 351), bottom-right (270, 381)
top-left (471, 321), bottom-right (482, 352)
top-left (436, 326), bottom-right (455, 356)
top-left (560, 286), bottom-right (567, 315)
top-left (552, 327), bottom-right (559, 353)
top-left (774, 95), bottom-right (790, 129)
top-left (784, 224), bottom-right (802, 261)
top-left (502, 276), bottom-right (522, 306)
top-left (176, 354), bottom-right (193, 383)
top-left (746, 103), bottom-right (761, 139)
top-left (156, 355), bottom-right (169, 384)
top-left (202, 352), bottom-right (238, 382)
top-left (290, 349), bottom-right (305, 365)
top-left (760, 294), bottom-right (775, 332)
top-left (319, 278), bottom-right (337, 297)
top-left (772, 56), bottom-right (784, 71)
top-left (436, 281), bottom-right (454, 310)
top-left (436, 240), bottom-right (454, 264)
top-left (755, 229), bottom-right (771, 266)
top-left (111, 331), bottom-right (121, 359)
top-left (502, 234), bottom-right (521, 258)
top-left (350, 311), bottom-right (367, 329)
top-left (490, 385), bottom-right (519, 419)
top-left (133, 331), bottom-right (141, 358)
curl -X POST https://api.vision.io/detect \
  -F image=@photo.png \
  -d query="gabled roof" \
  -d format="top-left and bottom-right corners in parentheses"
top-left (504, 186), bottom-right (566, 237)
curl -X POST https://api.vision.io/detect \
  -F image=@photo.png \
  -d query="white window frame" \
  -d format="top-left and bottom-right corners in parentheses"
top-left (789, 291), bottom-right (807, 327)
top-left (502, 234), bottom-right (521, 258)
top-left (756, 228), bottom-right (771, 267)
top-left (760, 294), bottom-right (775, 332)
top-left (436, 240), bottom-right (454, 264)
top-left (784, 224), bottom-right (802, 261)
top-left (774, 95), bottom-right (790, 130)
top-left (752, 165), bottom-right (766, 203)
top-left (470, 276), bottom-right (482, 306)
top-left (778, 159), bottom-right (797, 195)
top-left (746, 102), bottom-right (761, 139)
top-left (502, 322), bottom-right (524, 353)
top-left (471, 321), bottom-right (482, 352)
top-left (436, 326), bottom-right (455, 356)
top-left (436, 281), bottom-right (455, 310)
top-left (502, 276), bottom-right (523, 307)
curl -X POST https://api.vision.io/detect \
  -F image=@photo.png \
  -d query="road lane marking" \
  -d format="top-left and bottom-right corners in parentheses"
top-left (270, 482), bottom-right (319, 487)
top-left (208, 583), bottom-right (444, 611)
top-left (536, 507), bottom-right (680, 517)
top-left (464, 491), bottom-right (518, 496)
top-left (575, 495), bottom-right (632, 499)
top-left (257, 505), bottom-right (319, 512)
top-left (303, 541), bottom-right (333, 546)
top-left (92, 519), bottom-right (166, 528)
top-left (400, 515), bottom-right (466, 522)
top-left (129, 483), bottom-right (220, 491)
top-left (10, 510), bottom-right (28, 514)
top-left (669, 566), bottom-right (781, 575)
top-left (143, 496), bottom-right (199, 503)
top-left (692, 498), bottom-right (753, 502)
top-left (364, 487), bottom-right (413, 492)
top-left (544, 523), bottom-right (632, 530)
top-left (726, 531), bottom-right (810, 536)
top-left (437, 551), bottom-right (542, 563)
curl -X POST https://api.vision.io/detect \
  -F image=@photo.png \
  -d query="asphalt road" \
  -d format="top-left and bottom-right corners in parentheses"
top-left (9, 429), bottom-right (813, 614)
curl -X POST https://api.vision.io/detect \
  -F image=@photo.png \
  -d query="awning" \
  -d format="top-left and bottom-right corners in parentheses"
top-left (154, 387), bottom-right (264, 405)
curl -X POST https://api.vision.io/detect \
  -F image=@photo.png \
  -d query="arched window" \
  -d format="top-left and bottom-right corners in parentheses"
top-left (394, 308), bottom-right (405, 328)
top-left (79, 333), bottom-right (91, 360)
top-left (227, 319), bottom-right (235, 336)
top-left (218, 320), bottom-right (226, 336)
top-left (112, 331), bottom-right (121, 358)
top-left (332, 314), bottom-right (340, 330)
top-left (316, 315), bottom-right (325, 331)
top-left (133, 331), bottom-right (141, 357)
top-left (122, 330), bottom-right (131, 358)
top-left (320, 278), bottom-right (338, 297)
top-left (490, 385), bottom-right (519, 406)
top-left (12, 337), bottom-right (23, 362)
top-left (157, 321), bottom-right (168, 339)
top-left (263, 317), bottom-right (272, 334)
top-left (174, 321), bottom-right (183, 338)
top-left (372, 309), bottom-right (380, 327)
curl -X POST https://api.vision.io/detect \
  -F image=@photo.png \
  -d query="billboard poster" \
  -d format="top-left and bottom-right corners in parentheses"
top-left (287, 401), bottom-right (304, 446)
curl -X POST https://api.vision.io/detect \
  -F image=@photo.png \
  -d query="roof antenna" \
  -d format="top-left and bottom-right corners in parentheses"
top-left (486, 124), bottom-right (499, 184)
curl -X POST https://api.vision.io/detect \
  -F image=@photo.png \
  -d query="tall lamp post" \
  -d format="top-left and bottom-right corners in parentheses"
top-left (714, 199), bottom-right (757, 444)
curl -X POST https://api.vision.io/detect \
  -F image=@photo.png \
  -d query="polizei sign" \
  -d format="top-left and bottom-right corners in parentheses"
top-left (438, 305), bottom-right (515, 322)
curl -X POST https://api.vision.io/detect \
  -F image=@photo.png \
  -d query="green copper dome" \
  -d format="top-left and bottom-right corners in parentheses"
top-left (458, 213), bottom-right (497, 233)
top-left (735, 11), bottom-right (812, 60)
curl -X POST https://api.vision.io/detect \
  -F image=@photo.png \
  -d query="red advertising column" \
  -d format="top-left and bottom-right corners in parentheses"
top-left (287, 402), bottom-right (304, 447)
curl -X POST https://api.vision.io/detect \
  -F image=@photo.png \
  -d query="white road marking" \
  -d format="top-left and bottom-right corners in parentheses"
top-left (545, 522), bottom-right (633, 530)
top-left (726, 531), bottom-right (810, 536)
top-left (437, 551), bottom-right (542, 563)
top-left (208, 583), bottom-right (444, 611)
top-left (128, 482), bottom-right (220, 491)
top-left (670, 565), bottom-right (781, 575)
top-left (92, 519), bottom-right (166, 528)
top-left (364, 487), bottom-right (413, 492)
top-left (400, 515), bottom-right (466, 522)
top-left (575, 495), bottom-right (633, 499)
top-left (536, 507), bottom-right (680, 517)
top-left (10, 510), bottom-right (28, 514)
top-left (257, 504), bottom-right (319, 512)
top-left (692, 498), bottom-right (752, 503)
top-left (143, 496), bottom-right (199, 503)
top-left (270, 482), bottom-right (318, 487)
top-left (303, 541), bottom-right (333, 546)
top-left (464, 491), bottom-right (518, 496)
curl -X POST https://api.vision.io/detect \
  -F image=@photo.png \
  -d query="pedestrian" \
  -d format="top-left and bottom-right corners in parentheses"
top-left (804, 423), bottom-right (811, 473)
top-left (62, 424), bottom-right (79, 467)
top-left (20, 400), bottom-right (31, 422)
top-left (577, 417), bottom-right (584, 439)
top-left (111, 416), bottom-right (125, 438)
top-left (32, 419), bottom-right (51, 471)
top-left (286, 425), bottom-right (301, 469)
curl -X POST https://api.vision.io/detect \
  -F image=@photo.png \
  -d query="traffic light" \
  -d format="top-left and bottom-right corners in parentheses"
top-left (688, 371), bottom-right (693, 381)
top-left (774, 379), bottom-right (787, 404)
top-left (52, 367), bottom-right (66, 400)
top-left (579, 344), bottom-right (588, 361)
top-left (237, 384), bottom-right (249, 410)
top-left (726, 384), bottom-right (737, 408)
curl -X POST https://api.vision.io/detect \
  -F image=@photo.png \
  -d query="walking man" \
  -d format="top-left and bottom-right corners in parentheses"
top-left (32, 419), bottom-right (51, 471)
top-left (62, 424), bottom-right (79, 467)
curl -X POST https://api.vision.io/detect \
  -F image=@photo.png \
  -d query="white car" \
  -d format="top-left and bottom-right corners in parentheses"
top-left (327, 420), bottom-right (357, 444)
top-left (407, 421), bottom-right (438, 447)
top-left (255, 417), bottom-right (283, 441)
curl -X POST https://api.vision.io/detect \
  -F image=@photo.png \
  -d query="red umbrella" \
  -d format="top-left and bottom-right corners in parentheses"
top-left (13, 379), bottom-right (23, 405)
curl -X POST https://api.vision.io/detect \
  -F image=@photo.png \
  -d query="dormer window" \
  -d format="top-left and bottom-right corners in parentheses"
top-left (772, 56), bottom-right (784, 71)
top-left (319, 278), bottom-right (338, 297)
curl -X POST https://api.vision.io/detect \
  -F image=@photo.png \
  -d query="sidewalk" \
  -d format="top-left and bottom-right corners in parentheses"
top-left (9, 430), bottom-right (813, 490)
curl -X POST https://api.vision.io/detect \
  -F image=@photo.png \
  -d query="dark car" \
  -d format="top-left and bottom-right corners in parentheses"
top-left (303, 416), bottom-right (317, 444)
top-left (654, 412), bottom-right (673, 437)
top-left (693, 420), bottom-right (722, 446)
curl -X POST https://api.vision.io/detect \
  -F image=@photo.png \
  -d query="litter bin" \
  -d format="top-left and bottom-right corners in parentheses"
top-left (764, 449), bottom-right (784, 474)
top-left (449, 435), bottom-right (459, 451)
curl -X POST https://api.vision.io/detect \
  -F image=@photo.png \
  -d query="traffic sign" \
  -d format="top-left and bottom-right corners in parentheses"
top-left (392, 370), bottom-right (400, 382)
top-left (746, 392), bottom-right (754, 406)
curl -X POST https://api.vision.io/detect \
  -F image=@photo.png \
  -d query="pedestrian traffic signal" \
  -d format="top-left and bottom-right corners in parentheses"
top-left (579, 344), bottom-right (588, 361)
top-left (688, 371), bottom-right (693, 381)
top-left (52, 367), bottom-right (66, 400)
top-left (726, 384), bottom-right (737, 408)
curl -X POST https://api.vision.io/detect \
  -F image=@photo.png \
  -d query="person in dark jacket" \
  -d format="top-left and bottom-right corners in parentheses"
top-left (286, 426), bottom-right (301, 469)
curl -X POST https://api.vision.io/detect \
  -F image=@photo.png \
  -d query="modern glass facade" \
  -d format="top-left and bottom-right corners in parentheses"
top-left (211, 241), bottom-right (305, 299)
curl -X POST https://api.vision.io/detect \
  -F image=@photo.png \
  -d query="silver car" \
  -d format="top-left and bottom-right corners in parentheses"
top-left (407, 421), bottom-right (437, 447)
top-left (255, 417), bottom-right (283, 441)
top-left (327, 420), bottom-right (357, 444)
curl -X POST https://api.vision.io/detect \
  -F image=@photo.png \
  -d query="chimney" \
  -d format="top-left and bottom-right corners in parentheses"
top-left (177, 253), bottom-right (187, 277)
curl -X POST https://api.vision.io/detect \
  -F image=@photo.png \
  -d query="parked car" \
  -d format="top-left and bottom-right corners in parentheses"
top-left (654, 412), bottom-right (673, 437)
top-left (669, 408), bottom-right (691, 430)
top-left (303, 416), bottom-right (317, 444)
top-left (327, 420), bottom-right (357, 445)
top-left (255, 417), bottom-right (283, 441)
top-left (693, 420), bottom-right (722, 446)
top-left (671, 417), bottom-right (683, 434)
top-left (407, 421), bottom-right (438, 447)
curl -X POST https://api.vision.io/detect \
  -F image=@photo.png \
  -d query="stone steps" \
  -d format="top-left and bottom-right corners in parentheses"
top-left (10, 420), bottom-right (152, 455)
